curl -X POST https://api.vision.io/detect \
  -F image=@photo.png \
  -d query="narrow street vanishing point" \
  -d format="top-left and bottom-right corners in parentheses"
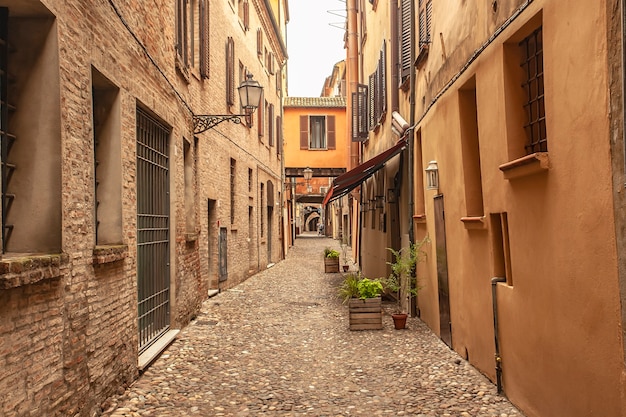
top-left (103, 236), bottom-right (523, 416)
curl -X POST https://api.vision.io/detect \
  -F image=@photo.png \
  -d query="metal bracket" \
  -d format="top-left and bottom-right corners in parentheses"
top-left (192, 114), bottom-right (244, 134)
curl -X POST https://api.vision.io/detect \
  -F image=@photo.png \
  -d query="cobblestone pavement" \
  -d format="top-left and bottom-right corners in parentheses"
top-left (102, 235), bottom-right (524, 417)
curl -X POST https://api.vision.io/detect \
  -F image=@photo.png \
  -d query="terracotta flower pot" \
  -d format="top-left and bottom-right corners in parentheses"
top-left (391, 313), bottom-right (408, 330)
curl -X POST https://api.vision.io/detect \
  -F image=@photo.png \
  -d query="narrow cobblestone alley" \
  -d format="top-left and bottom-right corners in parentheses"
top-left (102, 236), bottom-right (523, 417)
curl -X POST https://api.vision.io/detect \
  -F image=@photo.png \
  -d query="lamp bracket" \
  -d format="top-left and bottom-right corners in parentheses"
top-left (193, 114), bottom-right (245, 134)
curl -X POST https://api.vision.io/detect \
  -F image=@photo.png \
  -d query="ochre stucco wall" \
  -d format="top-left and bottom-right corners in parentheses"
top-left (411, 1), bottom-right (623, 416)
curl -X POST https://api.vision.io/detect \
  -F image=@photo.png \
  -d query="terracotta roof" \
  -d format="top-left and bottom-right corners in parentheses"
top-left (284, 96), bottom-right (346, 108)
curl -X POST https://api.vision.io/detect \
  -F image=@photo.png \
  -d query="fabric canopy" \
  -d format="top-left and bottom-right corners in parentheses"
top-left (322, 138), bottom-right (407, 205)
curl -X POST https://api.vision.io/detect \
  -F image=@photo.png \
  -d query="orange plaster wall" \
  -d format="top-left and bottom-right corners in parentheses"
top-left (412, 1), bottom-right (623, 416)
top-left (283, 105), bottom-right (348, 170)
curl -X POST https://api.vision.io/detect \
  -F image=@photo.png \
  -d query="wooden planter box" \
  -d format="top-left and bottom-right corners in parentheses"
top-left (348, 297), bottom-right (383, 330)
top-left (324, 257), bottom-right (339, 273)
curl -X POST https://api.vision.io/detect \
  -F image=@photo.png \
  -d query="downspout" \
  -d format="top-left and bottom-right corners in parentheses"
top-left (347, 0), bottom-right (360, 263)
top-left (407, 0), bottom-right (416, 245)
top-left (491, 276), bottom-right (507, 394)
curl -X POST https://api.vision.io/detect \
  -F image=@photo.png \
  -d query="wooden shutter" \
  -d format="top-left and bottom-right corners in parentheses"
top-left (380, 40), bottom-right (387, 114)
top-left (268, 104), bottom-right (274, 146)
top-left (416, 0), bottom-right (431, 66)
top-left (226, 37), bottom-right (235, 106)
top-left (200, 0), bottom-right (209, 78)
top-left (352, 84), bottom-right (368, 141)
top-left (243, 0), bottom-right (250, 31)
top-left (299, 115), bottom-right (309, 149)
top-left (368, 74), bottom-right (375, 130)
top-left (258, 91), bottom-right (265, 138)
top-left (400, 0), bottom-right (411, 80)
top-left (327, 116), bottom-right (336, 150)
top-left (257, 28), bottom-right (263, 56)
top-left (276, 116), bottom-right (282, 155)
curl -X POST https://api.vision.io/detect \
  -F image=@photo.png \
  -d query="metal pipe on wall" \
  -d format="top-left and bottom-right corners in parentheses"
top-left (491, 276), bottom-right (507, 394)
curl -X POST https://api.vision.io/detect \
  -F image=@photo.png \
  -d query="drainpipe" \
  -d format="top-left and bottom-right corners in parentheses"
top-left (407, 0), bottom-right (416, 245)
top-left (491, 276), bottom-right (507, 394)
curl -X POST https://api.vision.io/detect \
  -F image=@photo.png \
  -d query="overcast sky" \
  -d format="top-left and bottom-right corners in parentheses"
top-left (286, 1), bottom-right (346, 97)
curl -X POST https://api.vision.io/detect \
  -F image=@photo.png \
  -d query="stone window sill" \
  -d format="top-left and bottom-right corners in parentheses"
top-left (461, 216), bottom-right (486, 230)
top-left (499, 152), bottom-right (550, 180)
top-left (0, 253), bottom-right (69, 289)
top-left (93, 245), bottom-right (128, 265)
top-left (413, 214), bottom-right (427, 224)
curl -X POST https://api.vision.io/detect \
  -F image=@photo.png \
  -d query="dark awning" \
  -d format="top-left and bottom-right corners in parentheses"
top-left (322, 138), bottom-right (407, 205)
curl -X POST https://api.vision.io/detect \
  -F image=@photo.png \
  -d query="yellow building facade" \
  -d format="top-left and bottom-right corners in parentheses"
top-left (341, 0), bottom-right (626, 415)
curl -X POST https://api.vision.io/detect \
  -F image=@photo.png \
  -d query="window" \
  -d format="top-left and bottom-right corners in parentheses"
top-left (257, 28), bottom-right (263, 57)
top-left (416, 0), bottom-right (432, 67)
top-left (242, 0), bottom-right (250, 31)
top-left (399, 0), bottom-right (411, 82)
top-left (230, 158), bottom-right (236, 224)
top-left (260, 183), bottom-right (265, 237)
top-left (368, 41), bottom-right (387, 130)
top-left (300, 115), bottom-right (336, 150)
top-left (268, 104), bottom-right (274, 146)
top-left (176, 0), bottom-right (189, 69)
top-left (1, 6), bottom-right (62, 254)
top-left (520, 27), bottom-right (546, 154)
top-left (352, 84), bottom-right (368, 141)
top-left (257, 91), bottom-right (265, 139)
top-left (92, 69), bottom-right (122, 245)
top-left (183, 138), bottom-right (197, 233)
top-left (226, 37), bottom-right (235, 106)
top-left (310, 116), bottom-right (326, 149)
top-left (199, 0), bottom-right (209, 78)
top-left (459, 78), bottom-right (484, 218)
top-left (276, 116), bottom-right (282, 156)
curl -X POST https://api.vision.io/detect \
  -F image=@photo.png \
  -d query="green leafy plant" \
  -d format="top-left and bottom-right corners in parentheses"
top-left (357, 278), bottom-right (383, 299)
top-left (339, 272), bottom-right (384, 303)
top-left (324, 247), bottom-right (340, 258)
top-left (384, 235), bottom-right (429, 312)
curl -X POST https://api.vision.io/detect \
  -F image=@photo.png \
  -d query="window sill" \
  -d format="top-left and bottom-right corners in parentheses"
top-left (0, 253), bottom-right (70, 289)
top-left (499, 152), bottom-right (550, 180)
top-left (185, 233), bottom-right (198, 243)
top-left (413, 214), bottom-right (427, 224)
top-left (93, 245), bottom-right (128, 265)
top-left (461, 216), bottom-right (486, 230)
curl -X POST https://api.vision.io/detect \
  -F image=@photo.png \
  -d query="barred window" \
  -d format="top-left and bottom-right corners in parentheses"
top-left (520, 27), bottom-right (546, 154)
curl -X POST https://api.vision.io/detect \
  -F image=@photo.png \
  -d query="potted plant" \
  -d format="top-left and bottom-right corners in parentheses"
top-left (323, 247), bottom-right (340, 273)
top-left (340, 243), bottom-right (350, 272)
top-left (339, 272), bottom-right (384, 330)
top-left (384, 236), bottom-right (429, 329)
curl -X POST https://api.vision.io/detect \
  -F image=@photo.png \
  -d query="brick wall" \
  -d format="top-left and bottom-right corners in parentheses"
top-left (0, 0), bottom-right (285, 415)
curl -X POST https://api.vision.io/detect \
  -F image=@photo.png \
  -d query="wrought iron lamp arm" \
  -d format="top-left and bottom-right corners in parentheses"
top-left (192, 114), bottom-right (245, 134)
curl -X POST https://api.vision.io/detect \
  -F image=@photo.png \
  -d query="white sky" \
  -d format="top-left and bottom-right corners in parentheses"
top-left (286, 0), bottom-right (346, 97)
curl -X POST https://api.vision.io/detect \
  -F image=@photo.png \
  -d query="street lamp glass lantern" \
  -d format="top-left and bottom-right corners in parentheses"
top-left (425, 160), bottom-right (439, 190)
top-left (238, 74), bottom-right (263, 111)
top-left (303, 167), bottom-right (313, 182)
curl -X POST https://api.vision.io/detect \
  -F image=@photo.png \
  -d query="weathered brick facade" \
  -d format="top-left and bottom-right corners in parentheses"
top-left (0, 0), bottom-right (287, 415)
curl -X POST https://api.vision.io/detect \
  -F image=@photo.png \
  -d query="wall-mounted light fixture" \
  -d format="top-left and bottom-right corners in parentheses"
top-left (303, 167), bottom-right (313, 193)
top-left (425, 160), bottom-right (439, 191)
top-left (193, 74), bottom-right (263, 134)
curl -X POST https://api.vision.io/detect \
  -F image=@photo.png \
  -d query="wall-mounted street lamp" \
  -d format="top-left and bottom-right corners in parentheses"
top-left (193, 74), bottom-right (263, 134)
top-left (425, 160), bottom-right (439, 191)
top-left (303, 167), bottom-right (313, 193)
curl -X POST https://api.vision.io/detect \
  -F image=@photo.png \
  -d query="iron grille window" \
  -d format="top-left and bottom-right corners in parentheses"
top-left (0, 7), bottom-right (10, 252)
top-left (520, 27), bottom-right (546, 154)
top-left (230, 158), bottom-right (236, 224)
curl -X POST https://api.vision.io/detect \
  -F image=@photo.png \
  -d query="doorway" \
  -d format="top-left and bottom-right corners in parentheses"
top-left (434, 195), bottom-right (452, 347)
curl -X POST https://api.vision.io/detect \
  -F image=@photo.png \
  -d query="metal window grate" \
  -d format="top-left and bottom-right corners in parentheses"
top-left (520, 27), bottom-right (546, 154)
top-left (136, 108), bottom-right (170, 353)
top-left (0, 7), bottom-right (15, 253)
